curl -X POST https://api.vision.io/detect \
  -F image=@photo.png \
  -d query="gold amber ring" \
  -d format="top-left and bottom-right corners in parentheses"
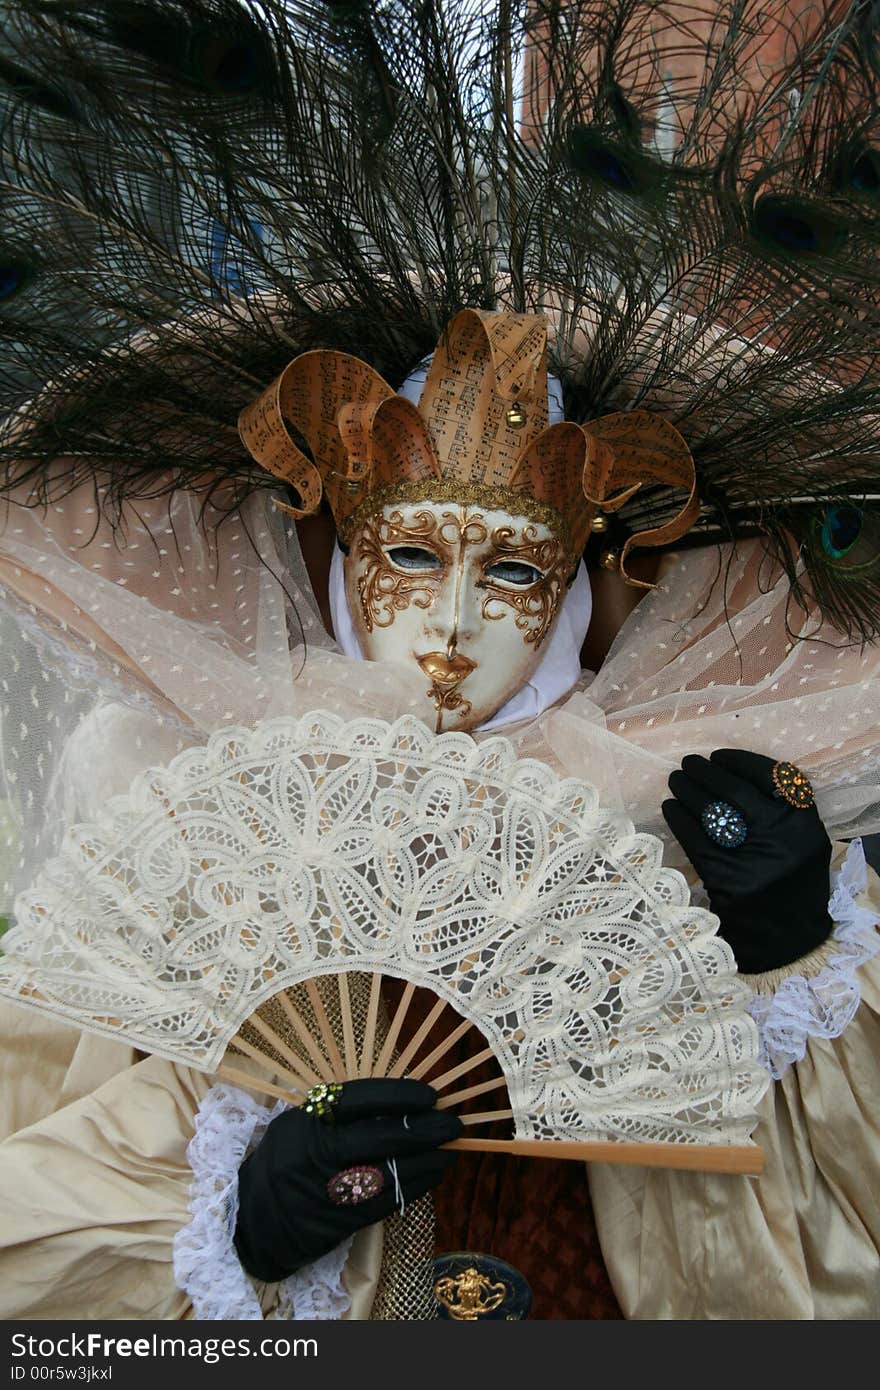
top-left (771, 761), bottom-right (815, 809)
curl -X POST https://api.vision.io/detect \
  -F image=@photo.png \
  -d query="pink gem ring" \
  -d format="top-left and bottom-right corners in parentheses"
top-left (327, 1164), bottom-right (385, 1207)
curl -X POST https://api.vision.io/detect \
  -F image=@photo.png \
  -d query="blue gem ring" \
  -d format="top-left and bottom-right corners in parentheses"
top-left (701, 800), bottom-right (748, 849)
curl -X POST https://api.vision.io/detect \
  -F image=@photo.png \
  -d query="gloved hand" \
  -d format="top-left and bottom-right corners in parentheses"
top-left (234, 1077), bottom-right (462, 1282)
top-left (662, 748), bottom-right (833, 974)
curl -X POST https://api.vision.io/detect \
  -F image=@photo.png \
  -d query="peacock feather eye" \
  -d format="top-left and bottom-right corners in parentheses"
top-left (322, 0), bottom-right (374, 16)
top-left (0, 262), bottom-right (32, 302)
top-left (566, 127), bottom-right (639, 194)
top-left (107, 3), bottom-right (272, 96)
top-left (193, 33), bottom-right (263, 93)
top-left (0, 57), bottom-right (79, 122)
top-left (821, 504), bottom-right (864, 560)
top-left (751, 193), bottom-right (846, 256)
top-left (848, 148), bottom-right (880, 195)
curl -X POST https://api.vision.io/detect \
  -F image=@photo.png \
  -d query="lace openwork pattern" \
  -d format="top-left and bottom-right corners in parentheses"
top-left (1, 711), bottom-right (766, 1144)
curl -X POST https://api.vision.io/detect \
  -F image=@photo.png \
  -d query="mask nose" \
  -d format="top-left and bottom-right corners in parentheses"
top-left (427, 551), bottom-right (480, 652)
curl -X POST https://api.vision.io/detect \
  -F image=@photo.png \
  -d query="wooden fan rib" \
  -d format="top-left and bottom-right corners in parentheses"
top-left (244, 1012), bottom-right (321, 1088)
top-left (435, 1074), bottom-right (507, 1109)
top-left (429, 1044), bottom-right (496, 1092)
top-left (386, 995), bottom-right (449, 1079)
top-left (276, 989), bottom-right (335, 1083)
top-left (447, 1136), bottom-right (765, 1175)
top-left (337, 972), bottom-right (358, 1075)
top-left (304, 977), bottom-right (347, 1080)
top-left (407, 1016), bottom-right (474, 1081)
top-left (227, 1031), bottom-right (312, 1093)
top-left (459, 1108), bottom-right (514, 1126)
top-left (372, 980), bottom-right (417, 1076)
top-left (216, 1063), bottom-right (302, 1106)
top-left (358, 971), bottom-right (383, 1078)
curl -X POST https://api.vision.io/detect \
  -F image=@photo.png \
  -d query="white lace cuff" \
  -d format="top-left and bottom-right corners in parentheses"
top-left (747, 839), bottom-right (880, 1080)
top-left (173, 1082), bottom-right (353, 1321)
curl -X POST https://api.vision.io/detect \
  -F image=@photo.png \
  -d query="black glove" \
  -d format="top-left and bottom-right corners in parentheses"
top-left (234, 1077), bottom-right (462, 1282)
top-left (662, 748), bottom-right (833, 974)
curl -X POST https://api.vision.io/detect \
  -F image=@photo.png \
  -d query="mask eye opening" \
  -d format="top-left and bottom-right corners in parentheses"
top-left (484, 560), bottom-right (545, 588)
top-left (385, 545), bottom-right (443, 572)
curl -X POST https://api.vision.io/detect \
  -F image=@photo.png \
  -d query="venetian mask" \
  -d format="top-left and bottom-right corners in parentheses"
top-left (343, 498), bottom-right (570, 732)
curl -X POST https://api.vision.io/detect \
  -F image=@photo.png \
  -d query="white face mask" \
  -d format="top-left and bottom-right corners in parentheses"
top-left (343, 499), bottom-right (570, 732)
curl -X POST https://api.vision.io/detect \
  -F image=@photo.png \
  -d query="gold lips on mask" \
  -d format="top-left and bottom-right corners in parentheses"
top-left (416, 652), bottom-right (477, 689)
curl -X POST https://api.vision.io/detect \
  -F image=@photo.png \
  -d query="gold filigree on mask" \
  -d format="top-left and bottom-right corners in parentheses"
top-left (427, 680), bottom-right (473, 728)
top-left (352, 506), bottom-right (566, 653)
top-left (347, 502), bottom-right (568, 732)
top-left (416, 651), bottom-right (476, 731)
top-left (478, 524), bottom-right (567, 651)
top-left (341, 479), bottom-right (571, 555)
top-left (352, 509), bottom-right (445, 633)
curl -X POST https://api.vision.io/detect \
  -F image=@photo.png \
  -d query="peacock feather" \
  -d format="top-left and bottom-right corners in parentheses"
top-left (1, 0), bottom-right (879, 637)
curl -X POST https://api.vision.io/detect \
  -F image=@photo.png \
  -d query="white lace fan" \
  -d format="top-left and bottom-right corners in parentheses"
top-left (0, 712), bottom-right (767, 1173)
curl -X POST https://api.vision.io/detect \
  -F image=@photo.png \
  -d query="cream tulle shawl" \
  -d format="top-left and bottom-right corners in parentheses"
top-left (1, 479), bottom-right (877, 910)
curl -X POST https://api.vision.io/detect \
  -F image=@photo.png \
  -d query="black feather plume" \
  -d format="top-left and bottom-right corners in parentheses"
top-left (1, 0), bottom-right (880, 638)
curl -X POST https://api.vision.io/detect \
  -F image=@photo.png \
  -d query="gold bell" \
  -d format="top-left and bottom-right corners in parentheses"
top-left (505, 403), bottom-right (527, 429)
top-left (599, 547), bottom-right (620, 571)
top-left (590, 512), bottom-right (609, 534)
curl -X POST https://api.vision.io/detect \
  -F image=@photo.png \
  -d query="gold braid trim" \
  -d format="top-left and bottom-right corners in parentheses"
top-left (339, 479), bottom-right (572, 557)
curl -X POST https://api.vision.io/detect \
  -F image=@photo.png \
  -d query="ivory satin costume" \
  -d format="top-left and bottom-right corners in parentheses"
top-left (2, 0), bottom-right (880, 1321)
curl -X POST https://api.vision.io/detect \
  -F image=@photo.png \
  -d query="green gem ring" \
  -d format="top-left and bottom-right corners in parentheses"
top-left (301, 1081), bottom-right (343, 1120)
